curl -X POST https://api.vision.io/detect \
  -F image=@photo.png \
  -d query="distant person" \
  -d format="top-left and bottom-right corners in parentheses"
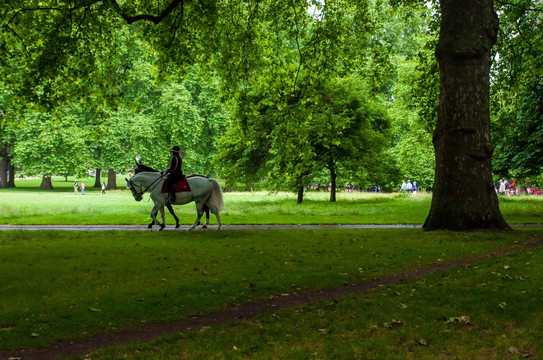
top-left (80, 182), bottom-right (85, 195)
top-left (74, 180), bottom-right (78, 195)
top-left (407, 180), bottom-right (413, 193)
top-left (412, 181), bottom-right (418, 195)
top-left (101, 182), bottom-right (106, 195)
top-left (401, 180), bottom-right (407, 193)
top-left (498, 179), bottom-right (505, 194)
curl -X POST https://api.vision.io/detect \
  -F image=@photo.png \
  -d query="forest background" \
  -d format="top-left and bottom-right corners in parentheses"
top-left (1, 0), bottom-right (542, 204)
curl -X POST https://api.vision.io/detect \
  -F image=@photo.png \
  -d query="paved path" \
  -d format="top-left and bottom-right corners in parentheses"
top-left (1, 224), bottom-right (541, 231)
top-left (0, 224), bottom-right (423, 231)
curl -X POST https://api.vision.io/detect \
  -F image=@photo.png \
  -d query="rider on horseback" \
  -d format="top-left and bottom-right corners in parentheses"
top-left (165, 145), bottom-right (184, 202)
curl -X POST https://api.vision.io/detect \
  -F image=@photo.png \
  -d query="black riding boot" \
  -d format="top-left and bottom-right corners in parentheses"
top-left (168, 183), bottom-right (176, 203)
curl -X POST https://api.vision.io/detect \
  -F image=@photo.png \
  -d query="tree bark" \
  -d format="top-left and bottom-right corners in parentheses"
top-left (93, 168), bottom-right (101, 188)
top-left (0, 147), bottom-right (8, 188)
top-left (329, 160), bottom-right (336, 202)
top-left (107, 168), bottom-right (117, 190)
top-left (8, 163), bottom-right (15, 188)
top-left (39, 176), bottom-right (53, 190)
top-left (423, 0), bottom-right (509, 230)
top-left (297, 185), bottom-right (304, 204)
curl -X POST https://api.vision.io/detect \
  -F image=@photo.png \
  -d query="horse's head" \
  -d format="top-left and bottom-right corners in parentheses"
top-left (126, 177), bottom-right (144, 202)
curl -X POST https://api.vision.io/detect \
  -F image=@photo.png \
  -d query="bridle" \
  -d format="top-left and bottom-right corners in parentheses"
top-left (127, 179), bottom-right (145, 201)
top-left (127, 174), bottom-right (165, 201)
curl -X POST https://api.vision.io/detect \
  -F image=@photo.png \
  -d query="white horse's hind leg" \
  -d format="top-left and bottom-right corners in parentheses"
top-left (189, 203), bottom-right (205, 231)
top-left (158, 207), bottom-right (166, 231)
top-left (206, 201), bottom-right (222, 230)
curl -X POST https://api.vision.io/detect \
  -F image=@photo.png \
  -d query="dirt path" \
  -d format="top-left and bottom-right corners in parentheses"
top-left (3, 238), bottom-right (543, 360)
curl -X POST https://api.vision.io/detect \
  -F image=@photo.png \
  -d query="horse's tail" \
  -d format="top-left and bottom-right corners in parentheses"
top-left (209, 178), bottom-right (226, 211)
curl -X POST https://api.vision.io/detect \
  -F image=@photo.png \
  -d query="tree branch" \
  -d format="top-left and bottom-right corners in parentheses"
top-left (495, 0), bottom-right (543, 12)
top-left (108, 0), bottom-right (185, 24)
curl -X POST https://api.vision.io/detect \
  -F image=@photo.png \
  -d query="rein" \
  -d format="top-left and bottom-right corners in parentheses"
top-left (130, 173), bottom-right (165, 196)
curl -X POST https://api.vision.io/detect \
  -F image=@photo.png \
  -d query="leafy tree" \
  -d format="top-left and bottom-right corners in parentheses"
top-left (215, 0), bottom-right (396, 202)
top-left (387, 3), bottom-right (437, 190)
top-left (14, 106), bottom-right (90, 189)
top-left (491, 0), bottom-right (543, 183)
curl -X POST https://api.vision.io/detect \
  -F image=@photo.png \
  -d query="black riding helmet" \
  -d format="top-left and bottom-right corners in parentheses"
top-left (171, 146), bottom-right (181, 153)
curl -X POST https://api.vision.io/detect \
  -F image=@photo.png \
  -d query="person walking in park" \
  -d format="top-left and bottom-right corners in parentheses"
top-left (101, 182), bottom-right (106, 195)
top-left (401, 180), bottom-right (407, 194)
top-left (80, 181), bottom-right (85, 195)
top-left (74, 180), bottom-right (78, 195)
top-left (165, 145), bottom-right (184, 203)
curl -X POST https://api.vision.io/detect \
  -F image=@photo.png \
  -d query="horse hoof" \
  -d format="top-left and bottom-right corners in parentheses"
top-left (202, 224), bottom-right (208, 229)
top-left (147, 225), bottom-right (152, 229)
top-left (175, 224), bottom-right (180, 229)
top-left (188, 227), bottom-right (195, 231)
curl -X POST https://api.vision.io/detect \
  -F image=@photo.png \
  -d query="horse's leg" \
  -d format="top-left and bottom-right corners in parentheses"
top-left (166, 202), bottom-right (180, 228)
top-left (201, 204), bottom-right (210, 229)
top-left (189, 202), bottom-right (205, 231)
top-left (158, 207), bottom-right (166, 231)
top-left (150, 203), bottom-right (165, 231)
top-left (205, 201), bottom-right (222, 231)
top-left (147, 209), bottom-right (156, 229)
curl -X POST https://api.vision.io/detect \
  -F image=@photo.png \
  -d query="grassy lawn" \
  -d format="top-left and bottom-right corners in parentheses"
top-left (1, 228), bottom-right (542, 357)
top-left (1, 176), bottom-right (542, 225)
top-left (85, 238), bottom-right (543, 360)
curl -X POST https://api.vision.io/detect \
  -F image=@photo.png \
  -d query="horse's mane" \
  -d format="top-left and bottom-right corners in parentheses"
top-left (135, 162), bottom-right (209, 179)
top-left (135, 163), bottom-right (160, 174)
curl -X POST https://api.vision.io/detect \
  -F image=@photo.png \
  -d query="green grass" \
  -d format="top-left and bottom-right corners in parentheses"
top-left (1, 176), bottom-right (542, 225)
top-left (2, 177), bottom-right (543, 358)
top-left (1, 229), bottom-right (536, 352)
top-left (85, 240), bottom-right (543, 360)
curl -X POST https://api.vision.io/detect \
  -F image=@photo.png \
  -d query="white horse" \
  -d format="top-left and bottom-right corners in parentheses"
top-left (126, 172), bottom-right (225, 230)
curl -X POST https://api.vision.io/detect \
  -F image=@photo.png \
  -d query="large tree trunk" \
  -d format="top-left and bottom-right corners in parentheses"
top-left (297, 185), bottom-right (304, 204)
top-left (93, 168), bottom-right (101, 188)
top-left (329, 160), bottom-right (336, 203)
top-left (424, 0), bottom-right (509, 230)
top-left (0, 147), bottom-right (8, 188)
top-left (107, 168), bottom-right (117, 190)
top-left (40, 176), bottom-right (53, 190)
top-left (8, 163), bottom-right (15, 188)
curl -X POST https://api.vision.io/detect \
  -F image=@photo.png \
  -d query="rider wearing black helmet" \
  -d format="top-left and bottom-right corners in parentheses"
top-left (165, 145), bottom-right (184, 202)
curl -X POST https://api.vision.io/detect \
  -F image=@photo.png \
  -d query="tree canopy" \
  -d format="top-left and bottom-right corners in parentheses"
top-left (1, 0), bottom-right (542, 229)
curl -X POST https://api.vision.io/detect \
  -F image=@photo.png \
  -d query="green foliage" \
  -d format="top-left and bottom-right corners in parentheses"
top-left (491, 1), bottom-right (543, 179)
top-left (14, 107), bottom-right (90, 177)
top-left (215, 1), bottom-right (400, 194)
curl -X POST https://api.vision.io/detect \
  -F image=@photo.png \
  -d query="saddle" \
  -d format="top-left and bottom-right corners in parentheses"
top-left (161, 175), bottom-right (208, 193)
top-left (162, 177), bottom-right (190, 193)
